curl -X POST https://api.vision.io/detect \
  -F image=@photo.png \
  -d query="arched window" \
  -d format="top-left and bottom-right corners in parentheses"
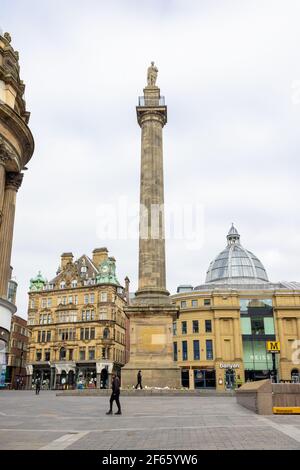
top-left (103, 328), bottom-right (110, 339)
top-left (59, 347), bottom-right (66, 361)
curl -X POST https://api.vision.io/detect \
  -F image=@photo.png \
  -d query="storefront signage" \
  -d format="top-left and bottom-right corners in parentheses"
top-left (266, 341), bottom-right (280, 353)
top-left (219, 363), bottom-right (240, 369)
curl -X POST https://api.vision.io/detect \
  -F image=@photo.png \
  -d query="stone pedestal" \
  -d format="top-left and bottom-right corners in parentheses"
top-left (121, 303), bottom-right (181, 389)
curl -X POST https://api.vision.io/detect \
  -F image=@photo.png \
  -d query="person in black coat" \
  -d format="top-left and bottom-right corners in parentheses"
top-left (35, 378), bottom-right (41, 395)
top-left (106, 374), bottom-right (121, 415)
top-left (135, 370), bottom-right (142, 389)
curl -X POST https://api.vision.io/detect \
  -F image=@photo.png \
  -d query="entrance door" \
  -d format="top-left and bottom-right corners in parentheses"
top-left (225, 369), bottom-right (236, 389)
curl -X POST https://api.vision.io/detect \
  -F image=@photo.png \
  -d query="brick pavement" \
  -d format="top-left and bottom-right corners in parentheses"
top-left (0, 391), bottom-right (299, 450)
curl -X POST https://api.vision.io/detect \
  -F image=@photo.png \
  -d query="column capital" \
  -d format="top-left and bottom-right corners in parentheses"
top-left (5, 172), bottom-right (24, 191)
top-left (0, 138), bottom-right (16, 166)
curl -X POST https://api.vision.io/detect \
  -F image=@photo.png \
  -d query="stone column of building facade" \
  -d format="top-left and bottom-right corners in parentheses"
top-left (122, 64), bottom-right (180, 388)
top-left (0, 32), bottom-right (34, 385)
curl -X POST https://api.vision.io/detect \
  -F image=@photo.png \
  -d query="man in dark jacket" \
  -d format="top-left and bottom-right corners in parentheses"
top-left (135, 370), bottom-right (142, 389)
top-left (106, 374), bottom-right (121, 415)
top-left (35, 378), bottom-right (41, 395)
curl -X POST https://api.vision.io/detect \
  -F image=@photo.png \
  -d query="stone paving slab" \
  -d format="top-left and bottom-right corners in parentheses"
top-left (0, 391), bottom-right (300, 450)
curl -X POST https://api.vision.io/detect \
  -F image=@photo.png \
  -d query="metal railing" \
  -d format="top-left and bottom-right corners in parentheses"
top-left (138, 96), bottom-right (165, 107)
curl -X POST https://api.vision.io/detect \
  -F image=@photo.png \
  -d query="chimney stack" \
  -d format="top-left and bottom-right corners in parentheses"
top-left (92, 247), bottom-right (108, 267)
top-left (61, 252), bottom-right (74, 270)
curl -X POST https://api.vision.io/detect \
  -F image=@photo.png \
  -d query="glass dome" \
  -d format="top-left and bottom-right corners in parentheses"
top-left (205, 224), bottom-right (269, 285)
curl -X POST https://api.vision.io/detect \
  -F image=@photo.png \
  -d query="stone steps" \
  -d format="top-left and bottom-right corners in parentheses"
top-left (56, 389), bottom-right (236, 397)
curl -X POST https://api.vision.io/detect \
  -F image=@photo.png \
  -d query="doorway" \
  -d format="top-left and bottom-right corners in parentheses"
top-left (225, 369), bottom-right (236, 389)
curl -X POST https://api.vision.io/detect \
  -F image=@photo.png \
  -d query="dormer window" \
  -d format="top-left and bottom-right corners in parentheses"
top-left (71, 280), bottom-right (77, 288)
top-left (60, 281), bottom-right (66, 289)
top-left (81, 266), bottom-right (87, 274)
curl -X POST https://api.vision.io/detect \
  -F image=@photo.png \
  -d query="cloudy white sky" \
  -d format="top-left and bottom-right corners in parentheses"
top-left (1, 0), bottom-right (300, 317)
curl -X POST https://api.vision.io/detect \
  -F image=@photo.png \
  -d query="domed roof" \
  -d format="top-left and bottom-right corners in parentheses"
top-left (205, 224), bottom-right (269, 285)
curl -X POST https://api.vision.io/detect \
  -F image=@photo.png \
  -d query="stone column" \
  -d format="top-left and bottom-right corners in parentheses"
top-left (136, 85), bottom-right (168, 301)
top-left (0, 159), bottom-right (6, 220)
top-left (233, 317), bottom-right (242, 360)
top-left (0, 172), bottom-right (23, 298)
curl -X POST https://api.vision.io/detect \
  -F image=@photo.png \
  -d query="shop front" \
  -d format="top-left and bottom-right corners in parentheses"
top-left (194, 368), bottom-right (216, 389)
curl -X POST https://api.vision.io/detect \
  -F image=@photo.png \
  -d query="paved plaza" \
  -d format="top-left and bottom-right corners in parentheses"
top-left (0, 391), bottom-right (300, 450)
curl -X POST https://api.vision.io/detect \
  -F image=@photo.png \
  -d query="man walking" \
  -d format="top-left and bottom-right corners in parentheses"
top-left (35, 377), bottom-right (41, 395)
top-left (106, 373), bottom-right (121, 415)
top-left (135, 370), bottom-right (142, 389)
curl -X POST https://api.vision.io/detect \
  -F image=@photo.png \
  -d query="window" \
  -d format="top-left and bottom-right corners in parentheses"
top-left (99, 309), bottom-right (107, 320)
top-left (193, 340), bottom-right (200, 360)
top-left (41, 331), bottom-right (46, 342)
top-left (89, 348), bottom-right (95, 360)
top-left (103, 327), bottom-right (110, 339)
top-left (84, 294), bottom-right (89, 304)
top-left (80, 328), bottom-right (84, 340)
top-left (101, 292), bottom-right (108, 302)
top-left (173, 322), bottom-right (177, 336)
top-left (47, 314), bottom-right (52, 324)
top-left (90, 328), bottom-right (95, 340)
top-left (81, 266), bottom-right (87, 273)
top-left (206, 340), bottom-right (213, 360)
top-left (102, 348), bottom-right (107, 359)
top-left (71, 280), bottom-right (77, 288)
top-left (62, 296), bottom-right (67, 305)
top-left (251, 317), bottom-right (265, 335)
top-left (36, 350), bottom-right (42, 361)
top-left (69, 349), bottom-right (73, 360)
top-left (46, 331), bottom-right (51, 342)
top-left (45, 350), bottom-right (50, 361)
top-left (30, 299), bottom-right (35, 309)
top-left (74, 295), bottom-right (78, 305)
top-left (90, 293), bottom-right (95, 304)
top-left (85, 328), bottom-right (89, 340)
top-left (264, 317), bottom-right (275, 335)
top-left (42, 298), bottom-right (47, 308)
top-left (204, 299), bottom-right (211, 306)
top-left (181, 321), bottom-right (187, 334)
top-left (68, 296), bottom-right (73, 304)
top-left (60, 281), bottom-right (66, 289)
top-left (181, 301), bottom-right (187, 308)
top-left (182, 341), bottom-right (188, 361)
top-left (192, 320), bottom-right (199, 333)
top-left (205, 320), bottom-right (212, 333)
top-left (57, 311), bottom-right (77, 323)
top-left (192, 300), bottom-right (198, 308)
top-left (79, 348), bottom-right (86, 360)
top-left (59, 347), bottom-right (66, 361)
top-left (37, 331), bottom-right (41, 342)
top-left (173, 342), bottom-right (178, 361)
top-left (47, 298), bottom-right (52, 307)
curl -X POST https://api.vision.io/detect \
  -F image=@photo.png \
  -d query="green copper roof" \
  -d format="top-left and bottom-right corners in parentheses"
top-left (29, 271), bottom-right (46, 291)
top-left (96, 258), bottom-right (120, 285)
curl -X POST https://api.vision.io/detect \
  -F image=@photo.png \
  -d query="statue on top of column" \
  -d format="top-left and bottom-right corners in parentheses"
top-left (147, 62), bottom-right (158, 87)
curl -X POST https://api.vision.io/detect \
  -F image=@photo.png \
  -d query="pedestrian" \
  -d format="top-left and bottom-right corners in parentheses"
top-left (16, 377), bottom-right (20, 390)
top-left (106, 373), bottom-right (121, 415)
top-left (35, 377), bottom-right (41, 395)
top-left (135, 370), bottom-right (142, 389)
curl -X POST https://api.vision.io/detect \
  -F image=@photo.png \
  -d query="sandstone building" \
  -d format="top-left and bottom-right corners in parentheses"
top-left (172, 225), bottom-right (300, 391)
top-left (26, 249), bottom-right (129, 389)
top-left (0, 32), bottom-right (34, 387)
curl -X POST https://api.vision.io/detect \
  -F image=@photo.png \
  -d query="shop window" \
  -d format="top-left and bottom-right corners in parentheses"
top-left (205, 320), bottom-right (212, 333)
top-left (181, 321), bottom-right (187, 334)
top-left (193, 340), bottom-right (200, 360)
top-left (182, 341), bottom-right (188, 361)
top-left (192, 320), bottom-right (199, 333)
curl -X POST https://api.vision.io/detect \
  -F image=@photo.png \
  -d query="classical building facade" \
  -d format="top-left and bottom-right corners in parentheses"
top-left (122, 64), bottom-right (180, 388)
top-left (172, 225), bottom-right (300, 391)
top-left (26, 248), bottom-right (129, 389)
top-left (0, 32), bottom-right (34, 387)
top-left (6, 314), bottom-right (31, 388)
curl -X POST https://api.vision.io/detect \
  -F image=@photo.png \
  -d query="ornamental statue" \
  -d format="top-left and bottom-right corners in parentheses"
top-left (147, 61), bottom-right (158, 87)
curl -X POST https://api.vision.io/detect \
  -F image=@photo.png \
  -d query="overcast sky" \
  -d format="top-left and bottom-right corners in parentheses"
top-left (2, 0), bottom-right (300, 317)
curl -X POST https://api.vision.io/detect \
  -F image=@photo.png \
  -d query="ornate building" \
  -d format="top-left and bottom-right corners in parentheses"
top-left (0, 32), bottom-right (34, 387)
top-left (26, 248), bottom-right (129, 389)
top-left (172, 225), bottom-right (300, 391)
